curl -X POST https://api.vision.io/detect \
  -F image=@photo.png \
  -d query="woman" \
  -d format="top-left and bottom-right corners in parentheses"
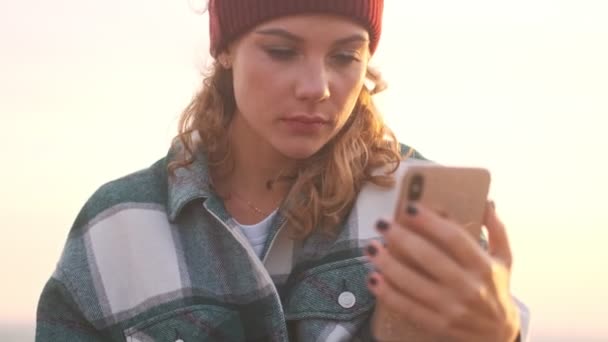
top-left (36, 0), bottom-right (528, 341)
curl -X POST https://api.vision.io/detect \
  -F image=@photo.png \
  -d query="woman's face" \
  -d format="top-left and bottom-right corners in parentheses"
top-left (223, 14), bottom-right (371, 160)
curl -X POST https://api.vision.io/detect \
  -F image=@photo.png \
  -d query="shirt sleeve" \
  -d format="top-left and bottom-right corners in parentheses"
top-left (35, 269), bottom-right (106, 341)
top-left (513, 296), bottom-right (531, 342)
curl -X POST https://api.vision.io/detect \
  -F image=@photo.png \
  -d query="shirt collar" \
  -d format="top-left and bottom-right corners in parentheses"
top-left (166, 144), bottom-right (214, 222)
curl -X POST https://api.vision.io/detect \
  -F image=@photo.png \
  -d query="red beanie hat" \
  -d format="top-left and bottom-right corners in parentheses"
top-left (208, 0), bottom-right (384, 57)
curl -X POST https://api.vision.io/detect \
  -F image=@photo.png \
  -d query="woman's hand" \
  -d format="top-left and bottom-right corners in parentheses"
top-left (366, 202), bottom-right (520, 342)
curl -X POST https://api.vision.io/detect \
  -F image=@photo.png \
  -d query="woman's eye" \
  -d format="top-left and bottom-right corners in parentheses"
top-left (266, 48), bottom-right (297, 60)
top-left (332, 53), bottom-right (360, 66)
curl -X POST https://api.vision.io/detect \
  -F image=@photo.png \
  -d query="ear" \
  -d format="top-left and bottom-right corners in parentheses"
top-left (366, 65), bottom-right (387, 94)
top-left (217, 51), bottom-right (233, 69)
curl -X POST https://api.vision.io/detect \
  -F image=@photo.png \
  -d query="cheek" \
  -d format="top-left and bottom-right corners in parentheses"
top-left (332, 70), bottom-right (367, 124)
top-left (233, 61), bottom-right (265, 114)
top-left (233, 54), bottom-right (287, 119)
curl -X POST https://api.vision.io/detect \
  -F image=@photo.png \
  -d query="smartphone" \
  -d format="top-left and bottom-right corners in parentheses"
top-left (372, 164), bottom-right (491, 341)
top-left (395, 164), bottom-right (491, 238)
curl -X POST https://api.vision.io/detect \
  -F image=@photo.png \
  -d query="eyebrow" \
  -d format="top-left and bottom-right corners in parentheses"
top-left (255, 28), bottom-right (369, 46)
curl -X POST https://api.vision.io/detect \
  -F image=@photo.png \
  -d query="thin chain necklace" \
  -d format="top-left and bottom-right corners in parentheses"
top-left (229, 191), bottom-right (273, 217)
top-left (211, 173), bottom-right (295, 217)
top-left (209, 182), bottom-right (273, 217)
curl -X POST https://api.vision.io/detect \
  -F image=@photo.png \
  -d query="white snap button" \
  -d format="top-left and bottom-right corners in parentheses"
top-left (338, 291), bottom-right (356, 309)
top-left (175, 339), bottom-right (184, 342)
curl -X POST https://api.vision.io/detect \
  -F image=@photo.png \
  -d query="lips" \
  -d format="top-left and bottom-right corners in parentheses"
top-left (280, 114), bottom-right (330, 134)
top-left (281, 115), bottom-right (330, 125)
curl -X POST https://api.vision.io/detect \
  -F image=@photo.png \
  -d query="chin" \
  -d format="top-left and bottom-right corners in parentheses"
top-left (279, 148), bottom-right (320, 160)
top-left (275, 141), bottom-right (326, 160)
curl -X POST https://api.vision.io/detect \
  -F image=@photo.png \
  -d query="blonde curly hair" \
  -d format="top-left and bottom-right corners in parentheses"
top-left (169, 62), bottom-right (404, 238)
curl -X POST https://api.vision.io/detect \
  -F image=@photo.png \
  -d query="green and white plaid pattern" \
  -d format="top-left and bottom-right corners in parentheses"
top-left (36, 145), bottom-right (528, 341)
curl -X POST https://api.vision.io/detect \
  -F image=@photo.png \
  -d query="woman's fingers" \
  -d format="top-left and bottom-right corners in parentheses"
top-left (374, 220), bottom-right (469, 288)
top-left (367, 234), bottom-right (497, 319)
top-left (368, 203), bottom-right (519, 341)
top-left (395, 203), bottom-right (491, 272)
top-left (483, 201), bottom-right (513, 270)
top-left (367, 271), bottom-right (448, 334)
top-left (366, 240), bottom-right (447, 310)
top-left (367, 271), bottom-right (497, 339)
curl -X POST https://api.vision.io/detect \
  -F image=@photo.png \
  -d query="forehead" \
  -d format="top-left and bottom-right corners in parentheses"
top-left (249, 14), bottom-right (370, 41)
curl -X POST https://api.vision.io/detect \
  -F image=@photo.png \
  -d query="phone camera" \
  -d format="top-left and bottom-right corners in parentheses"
top-left (408, 174), bottom-right (424, 201)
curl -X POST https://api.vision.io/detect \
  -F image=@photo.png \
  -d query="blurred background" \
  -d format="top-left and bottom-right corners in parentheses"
top-left (1, 0), bottom-right (607, 341)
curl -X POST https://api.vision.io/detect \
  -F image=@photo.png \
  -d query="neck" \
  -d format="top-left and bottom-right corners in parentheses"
top-left (216, 114), bottom-right (296, 198)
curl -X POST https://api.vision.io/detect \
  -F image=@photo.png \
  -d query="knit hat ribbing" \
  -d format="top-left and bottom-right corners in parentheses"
top-left (208, 0), bottom-right (384, 57)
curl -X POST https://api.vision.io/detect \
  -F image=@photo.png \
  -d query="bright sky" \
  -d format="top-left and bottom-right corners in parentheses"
top-left (1, 1), bottom-right (607, 341)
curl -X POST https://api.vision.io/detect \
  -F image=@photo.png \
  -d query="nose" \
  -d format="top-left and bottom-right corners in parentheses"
top-left (294, 61), bottom-right (330, 102)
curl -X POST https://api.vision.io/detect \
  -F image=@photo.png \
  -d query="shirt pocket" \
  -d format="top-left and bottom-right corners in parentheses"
top-left (284, 257), bottom-right (375, 340)
top-left (123, 304), bottom-right (244, 342)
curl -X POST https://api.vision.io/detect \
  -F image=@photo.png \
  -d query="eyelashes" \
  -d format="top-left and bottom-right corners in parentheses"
top-left (265, 48), bottom-right (297, 60)
top-left (264, 47), bottom-right (361, 66)
top-left (332, 53), bottom-right (360, 65)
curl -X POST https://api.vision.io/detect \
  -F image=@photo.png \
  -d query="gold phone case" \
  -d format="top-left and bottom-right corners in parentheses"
top-left (372, 165), bottom-right (491, 341)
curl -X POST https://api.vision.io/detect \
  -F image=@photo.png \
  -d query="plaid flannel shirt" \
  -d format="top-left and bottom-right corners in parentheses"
top-left (36, 144), bottom-right (529, 341)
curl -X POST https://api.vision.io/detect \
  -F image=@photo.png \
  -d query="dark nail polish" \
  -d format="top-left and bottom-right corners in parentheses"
top-left (376, 219), bottom-right (389, 232)
top-left (366, 244), bottom-right (378, 257)
top-left (368, 276), bottom-right (378, 286)
top-left (406, 204), bottom-right (418, 216)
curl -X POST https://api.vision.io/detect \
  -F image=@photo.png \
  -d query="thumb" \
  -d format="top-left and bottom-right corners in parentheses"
top-left (484, 201), bottom-right (513, 269)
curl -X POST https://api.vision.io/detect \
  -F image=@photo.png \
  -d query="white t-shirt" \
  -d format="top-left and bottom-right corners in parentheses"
top-left (235, 210), bottom-right (277, 258)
